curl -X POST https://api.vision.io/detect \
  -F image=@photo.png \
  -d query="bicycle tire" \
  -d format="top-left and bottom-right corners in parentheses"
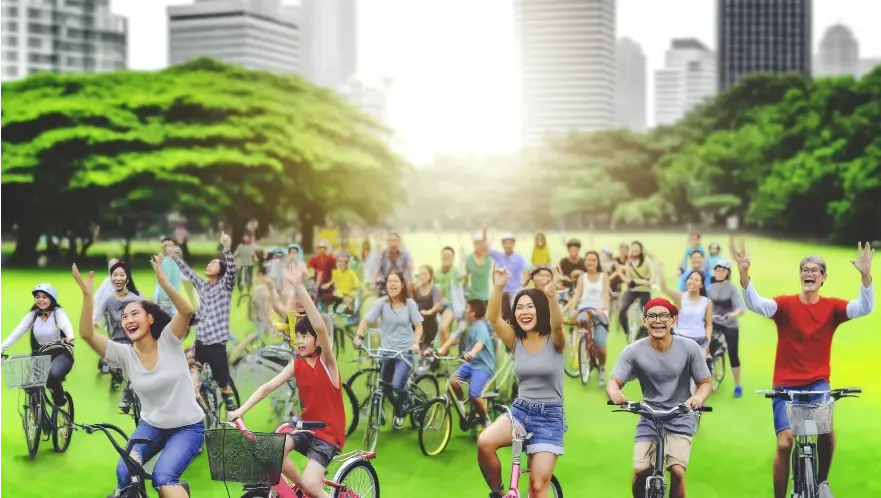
top-left (130, 391), bottom-right (142, 430)
top-left (24, 390), bottom-right (42, 459)
top-left (363, 394), bottom-right (382, 453)
top-left (418, 398), bottom-right (452, 456)
top-left (710, 352), bottom-right (726, 391)
top-left (549, 475), bottom-right (563, 498)
top-left (201, 383), bottom-right (219, 429)
top-left (346, 367), bottom-right (380, 415)
top-left (333, 459), bottom-right (380, 498)
top-left (52, 392), bottom-right (74, 453)
top-left (563, 327), bottom-right (580, 378)
top-left (800, 453), bottom-right (819, 498)
top-left (343, 382), bottom-right (360, 437)
top-left (578, 335), bottom-right (591, 385)
top-left (414, 374), bottom-right (440, 400)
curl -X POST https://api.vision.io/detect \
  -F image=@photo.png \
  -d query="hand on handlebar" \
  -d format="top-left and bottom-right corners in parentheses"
top-left (463, 351), bottom-right (475, 361)
top-left (608, 391), bottom-right (627, 405)
top-left (227, 409), bottom-right (243, 421)
top-left (685, 395), bottom-right (705, 411)
top-left (353, 336), bottom-right (363, 349)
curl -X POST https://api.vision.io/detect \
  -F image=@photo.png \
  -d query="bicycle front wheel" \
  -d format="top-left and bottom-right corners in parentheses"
top-left (23, 390), bottom-right (43, 459)
top-left (710, 352), bottom-right (726, 391)
top-left (800, 455), bottom-right (819, 498)
top-left (418, 398), bottom-right (452, 456)
top-left (578, 335), bottom-right (591, 385)
top-left (563, 327), bottom-right (580, 378)
top-left (549, 475), bottom-right (563, 497)
top-left (362, 395), bottom-right (382, 453)
top-left (333, 459), bottom-right (380, 498)
top-left (344, 383), bottom-right (360, 437)
top-left (52, 392), bottom-right (74, 453)
top-left (414, 373), bottom-right (439, 400)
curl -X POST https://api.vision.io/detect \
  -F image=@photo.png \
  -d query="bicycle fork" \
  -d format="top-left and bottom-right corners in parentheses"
top-left (645, 428), bottom-right (667, 497)
top-left (792, 439), bottom-right (819, 498)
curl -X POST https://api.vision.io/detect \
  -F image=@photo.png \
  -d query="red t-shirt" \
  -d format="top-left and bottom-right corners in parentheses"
top-left (771, 294), bottom-right (850, 386)
top-left (293, 357), bottom-right (346, 450)
top-left (308, 255), bottom-right (336, 284)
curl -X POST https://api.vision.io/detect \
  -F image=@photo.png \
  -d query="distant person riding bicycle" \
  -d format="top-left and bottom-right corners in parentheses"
top-left (322, 253), bottom-right (360, 315)
top-left (435, 246), bottom-right (462, 344)
top-left (677, 232), bottom-right (705, 275)
top-left (657, 266), bottom-right (713, 363)
top-left (153, 239), bottom-right (182, 317)
top-left (372, 232), bottom-right (415, 292)
top-left (563, 250), bottom-right (612, 386)
top-left (414, 265), bottom-right (443, 351)
top-left (619, 241), bottom-right (654, 341)
top-left (676, 251), bottom-right (711, 292)
top-left (233, 234), bottom-right (259, 293)
top-left (706, 259), bottom-right (745, 397)
top-left (558, 238), bottom-right (585, 283)
top-left (464, 231), bottom-right (493, 303)
top-left (735, 240), bottom-right (874, 498)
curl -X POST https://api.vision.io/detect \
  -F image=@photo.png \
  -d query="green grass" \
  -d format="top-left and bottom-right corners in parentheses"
top-left (2, 232), bottom-right (879, 497)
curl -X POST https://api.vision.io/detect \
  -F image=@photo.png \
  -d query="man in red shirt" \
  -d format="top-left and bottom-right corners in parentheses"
top-left (735, 241), bottom-right (874, 498)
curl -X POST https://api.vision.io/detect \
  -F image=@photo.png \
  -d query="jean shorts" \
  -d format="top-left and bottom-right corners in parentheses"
top-left (117, 420), bottom-right (204, 490)
top-left (772, 379), bottom-right (831, 434)
top-left (510, 399), bottom-right (566, 455)
top-left (454, 363), bottom-right (492, 398)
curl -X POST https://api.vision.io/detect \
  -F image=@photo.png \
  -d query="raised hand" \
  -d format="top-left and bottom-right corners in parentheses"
top-left (543, 269), bottom-right (560, 297)
top-left (734, 239), bottom-right (750, 273)
top-left (849, 242), bottom-right (874, 278)
top-left (285, 261), bottom-right (304, 287)
top-left (151, 253), bottom-right (167, 285)
top-left (492, 266), bottom-right (512, 288)
top-left (72, 264), bottom-right (95, 296)
top-left (219, 231), bottom-right (231, 248)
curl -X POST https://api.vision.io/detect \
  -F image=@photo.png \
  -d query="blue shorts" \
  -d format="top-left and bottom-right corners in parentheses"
top-left (118, 420), bottom-right (204, 489)
top-left (510, 399), bottom-right (566, 455)
top-left (454, 363), bottom-right (492, 398)
top-left (772, 379), bottom-right (831, 434)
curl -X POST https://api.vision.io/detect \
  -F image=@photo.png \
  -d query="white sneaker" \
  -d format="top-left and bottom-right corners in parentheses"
top-left (818, 481), bottom-right (834, 498)
top-left (392, 416), bottom-right (404, 430)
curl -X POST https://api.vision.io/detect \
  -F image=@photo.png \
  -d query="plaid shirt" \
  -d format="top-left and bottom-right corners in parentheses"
top-left (174, 248), bottom-right (236, 345)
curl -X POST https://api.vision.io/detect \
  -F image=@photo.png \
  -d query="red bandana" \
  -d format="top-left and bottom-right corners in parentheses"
top-left (643, 297), bottom-right (679, 316)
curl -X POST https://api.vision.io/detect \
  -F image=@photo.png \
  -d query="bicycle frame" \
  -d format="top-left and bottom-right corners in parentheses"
top-left (75, 421), bottom-right (162, 497)
top-left (494, 404), bottom-right (531, 498)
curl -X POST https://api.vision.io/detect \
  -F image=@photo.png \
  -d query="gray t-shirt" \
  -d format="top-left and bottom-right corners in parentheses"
top-left (513, 336), bottom-right (564, 403)
top-left (707, 281), bottom-right (745, 329)
top-left (611, 336), bottom-right (711, 440)
top-left (93, 291), bottom-right (143, 341)
top-left (365, 297), bottom-right (423, 351)
top-left (105, 323), bottom-right (204, 429)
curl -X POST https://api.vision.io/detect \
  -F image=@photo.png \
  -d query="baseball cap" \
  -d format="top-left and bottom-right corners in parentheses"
top-left (501, 233), bottom-right (516, 241)
top-left (714, 259), bottom-right (731, 270)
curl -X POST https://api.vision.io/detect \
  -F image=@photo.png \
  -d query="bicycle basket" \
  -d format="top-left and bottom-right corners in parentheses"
top-left (786, 401), bottom-right (834, 436)
top-left (2, 355), bottom-right (51, 389)
top-left (205, 427), bottom-right (287, 484)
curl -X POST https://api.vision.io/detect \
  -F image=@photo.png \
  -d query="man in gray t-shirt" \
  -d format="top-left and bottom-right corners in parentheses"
top-left (607, 297), bottom-right (712, 498)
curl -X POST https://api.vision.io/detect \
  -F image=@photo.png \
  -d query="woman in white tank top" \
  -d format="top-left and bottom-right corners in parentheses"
top-left (657, 265), bottom-right (713, 358)
top-left (563, 251), bottom-right (611, 385)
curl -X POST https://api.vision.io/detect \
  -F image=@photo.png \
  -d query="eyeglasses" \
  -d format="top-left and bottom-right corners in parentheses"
top-left (643, 313), bottom-right (672, 322)
top-left (800, 267), bottom-right (824, 276)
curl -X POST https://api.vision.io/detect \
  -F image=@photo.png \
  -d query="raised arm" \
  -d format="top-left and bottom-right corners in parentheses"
top-left (544, 273), bottom-right (565, 353)
top-left (286, 263), bottom-right (335, 376)
top-left (72, 264), bottom-right (109, 358)
top-left (1, 313), bottom-right (36, 352)
top-left (846, 242), bottom-right (875, 319)
top-left (152, 254), bottom-right (193, 340)
top-left (262, 276), bottom-right (289, 319)
top-left (228, 361), bottom-right (295, 421)
top-left (220, 232), bottom-right (236, 291)
top-left (656, 263), bottom-right (682, 303)
top-left (487, 266), bottom-right (516, 349)
top-left (172, 251), bottom-right (205, 290)
top-left (563, 276), bottom-right (584, 315)
top-left (734, 239), bottom-right (778, 318)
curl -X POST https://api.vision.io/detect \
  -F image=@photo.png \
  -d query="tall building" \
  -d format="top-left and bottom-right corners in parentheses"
top-left (717, 0), bottom-right (812, 91)
top-left (168, 0), bottom-right (300, 75)
top-left (516, 0), bottom-right (616, 148)
top-left (300, 0), bottom-right (356, 88)
top-left (858, 58), bottom-right (880, 78)
top-left (655, 38), bottom-right (716, 126)
top-left (615, 37), bottom-right (647, 132)
top-left (1, 0), bottom-right (127, 82)
top-left (816, 23), bottom-right (859, 77)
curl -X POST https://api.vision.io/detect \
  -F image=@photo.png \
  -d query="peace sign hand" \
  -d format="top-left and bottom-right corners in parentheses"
top-left (285, 262), bottom-right (304, 287)
top-left (72, 264), bottom-right (95, 296)
top-left (850, 242), bottom-right (874, 278)
top-left (151, 253), bottom-right (167, 285)
top-left (734, 239), bottom-right (751, 274)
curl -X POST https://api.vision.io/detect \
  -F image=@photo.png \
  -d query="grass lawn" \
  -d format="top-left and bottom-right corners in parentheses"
top-left (2, 232), bottom-right (879, 497)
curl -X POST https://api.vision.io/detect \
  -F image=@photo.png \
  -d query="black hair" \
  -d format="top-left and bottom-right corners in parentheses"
top-left (122, 300), bottom-right (173, 340)
top-left (690, 249), bottom-right (705, 258)
top-left (256, 265), bottom-right (267, 276)
top-left (419, 265), bottom-right (435, 282)
top-left (467, 299), bottom-right (486, 319)
top-left (294, 316), bottom-right (317, 340)
top-left (510, 288), bottom-right (552, 339)
top-left (684, 270), bottom-right (707, 297)
top-left (109, 261), bottom-right (140, 295)
top-left (441, 246), bottom-right (455, 255)
top-left (385, 269), bottom-right (410, 304)
top-left (630, 241), bottom-right (645, 266)
top-left (583, 250), bottom-right (603, 273)
top-left (216, 259), bottom-right (228, 277)
top-left (160, 236), bottom-right (174, 244)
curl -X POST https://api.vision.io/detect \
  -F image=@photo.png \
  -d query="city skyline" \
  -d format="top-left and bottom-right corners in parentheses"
top-left (101, 1), bottom-right (881, 162)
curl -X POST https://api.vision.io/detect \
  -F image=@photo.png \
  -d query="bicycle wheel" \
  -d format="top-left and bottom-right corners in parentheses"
top-left (23, 390), bottom-right (43, 459)
top-left (343, 383), bottom-right (360, 437)
top-left (362, 395), bottom-right (382, 453)
top-left (414, 373), bottom-right (439, 400)
top-left (201, 384), bottom-right (219, 429)
top-left (130, 391), bottom-right (142, 430)
top-left (347, 367), bottom-right (379, 416)
top-left (418, 398), bottom-right (452, 456)
top-left (52, 392), bottom-right (74, 453)
top-left (333, 459), bottom-right (380, 498)
top-left (549, 475), bottom-right (563, 498)
top-left (710, 352), bottom-right (726, 391)
top-left (578, 335), bottom-right (591, 385)
top-left (800, 454), bottom-right (819, 498)
top-left (563, 327), bottom-right (579, 378)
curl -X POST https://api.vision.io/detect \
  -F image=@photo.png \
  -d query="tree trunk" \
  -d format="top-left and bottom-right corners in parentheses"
top-left (66, 235), bottom-right (78, 265)
top-left (10, 224), bottom-right (42, 267)
top-left (123, 237), bottom-right (132, 264)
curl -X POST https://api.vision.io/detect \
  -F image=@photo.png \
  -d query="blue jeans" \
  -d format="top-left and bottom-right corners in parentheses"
top-left (772, 379), bottom-right (831, 434)
top-left (116, 420), bottom-right (204, 490)
top-left (510, 399), bottom-right (566, 455)
top-left (380, 356), bottom-right (412, 391)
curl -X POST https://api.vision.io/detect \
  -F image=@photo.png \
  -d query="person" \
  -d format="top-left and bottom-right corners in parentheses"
top-left (465, 232), bottom-right (493, 303)
top-left (734, 240), bottom-right (874, 498)
top-left (705, 242), bottom-right (723, 271)
top-left (563, 251), bottom-right (611, 386)
top-left (322, 253), bottom-right (360, 314)
top-left (316, 217), bottom-right (341, 252)
top-left (478, 266), bottom-right (565, 498)
top-left (228, 264), bottom-right (345, 498)
top-left (309, 240), bottom-right (337, 306)
top-left (359, 238), bottom-right (374, 282)
top-left (287, 244), bottom-right (309, 275)
top-left (2, 284), bottom-right (76, 407)
top-left (414, 265), bottom-right (443, 350)
top-left (678, 232), bottom-right (705, 274)
top-left (609, 242), bottom-right (629, 296)
top-left (153, 239), bottom-right (183, 317)
top-left (530, 266), bottom-right (554, 290)
top-left (266, 248), bottom-right (287, 294)
top-left (607, 297), bottom-right (713, 498)
top-left (374, 232), bottom-right (415, 284)
top-left (73, 257), bottom-right (203, 498)
top-left (531, 233), bottom-right (551, 268)
top-left (487, 232), bottom-right (530, 325)
top-left (353, 269), bottom-right (424, 429)
top-left (233, 234), bottom-right (259, 293)
top-left (94, 258), bottom-right (119, 321)
top-left (706, 259), bottom-right (745, 397)
top-left (171, 231), bottom-right (238, 412)
top-left (658, 267), bottom-right (713, 361)
top-left (558, 239), bottom-right (584, 282)
top-left (94, 260), bottom-right (143, 409)
top-left (435, 246), bottom-right (462, 344)
top-left (618, 241), bottom-right (654, 341)
top-left (676, 251), bottom-right (711, 292)
top-left (433, 299), bottom-right (496, 427)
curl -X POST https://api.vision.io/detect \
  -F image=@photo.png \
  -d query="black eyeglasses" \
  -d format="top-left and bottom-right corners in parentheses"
top-left (643, 313), bottom-right (672, 322)
top-left (800, 267), bottom-right (824, 276)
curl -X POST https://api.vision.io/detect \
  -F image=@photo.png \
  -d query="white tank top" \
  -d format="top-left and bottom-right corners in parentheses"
top-left (676, 295), bottom-right (708, 339)
top-left (577, 272), bottom-right (604, 310)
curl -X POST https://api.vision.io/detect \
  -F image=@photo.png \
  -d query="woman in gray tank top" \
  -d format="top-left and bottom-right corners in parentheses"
top-left (477, 265), bottom-right (566, 498)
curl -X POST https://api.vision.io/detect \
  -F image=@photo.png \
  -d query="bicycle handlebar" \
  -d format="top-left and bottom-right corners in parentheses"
top-left (755, 387), bottom-right (861, 401)
top-left (76, 422), bottom-right (150, 478)
top-left (606, 400), bottom-right (713, 418)
top-left (421, 349), bottom-right (466, 363)
top-left (353, 348), bottom-right (415, 367)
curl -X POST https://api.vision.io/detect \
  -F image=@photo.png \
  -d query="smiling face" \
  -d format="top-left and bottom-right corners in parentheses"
top-left (568, 245), bottom-right (580, 259)
top-left (800, 263), bottom-right (826, 292)
top-left (205, 259), bottom-right (222, 277)
top-left (685, 271), bottom-right (703, 292)
top-left (120, 301), bottom-right (153, 343)
top-left (690, 251), bottom-right (704, 270)
top-left (713, 266), bottom-right (730, 282)
top-left (584, 253), bottom-right (599, 272)
top-left (643, 305), bottom-right (676, 339)
top-left (690, 234), bottom-right (701, 247)
top-left (33, 291), bottom-right (52, 310)
top-left (289, 247), bottom-right (300, 258)
top-left (387, 234), bottom-right (401, 251)
top-left (441, 248), bottom-right (454, 266)
top-left (630, 243), bottom-right (643, 259)
top-left (386, 272), bottom-right (403, 299)
top-left (532, 269), bottom-right (552, 289)
top-left (417, 266), bottom-right (432, 285)
top-left (111, 267), bottom-right (128, 291)
top-left (535, 234), bottom-right (546, 247)
top-left (336, 256), bottom-right (348, 270)
top-left (473, 239), bottom-right (487, 255)
top-left (514, 294), bottom-right (537, 332)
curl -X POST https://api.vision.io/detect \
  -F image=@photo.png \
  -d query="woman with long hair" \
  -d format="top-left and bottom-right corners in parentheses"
top-left (531, 233), bottom-right (551, 268)
top-left (353, 269), bottom-right (424, 429)
top-left (2, 284), bottom-right (76, 407)
top-left (618, 241), bottom-right (654, 341)
top-left (73, 256), bottom-right (202, 498)
top-left (563, 250), bottom-right (612, 386)
top-left (707, 259), bottom-right (745, 397)
top-left (658, 266), bottom-right (713, 359)
top-left (414, 265), bottom-right (443, 350)
top-left (478, 266), bottom-right (565, 498)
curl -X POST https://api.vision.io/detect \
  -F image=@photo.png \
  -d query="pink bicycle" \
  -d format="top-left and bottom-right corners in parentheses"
top-left (493, 404), bottom-right (563, 497)
top-left (207, 417), bottom-right (379, 498)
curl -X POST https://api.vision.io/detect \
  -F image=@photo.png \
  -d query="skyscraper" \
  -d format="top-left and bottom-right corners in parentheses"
top-left (615, 37), bottom-right (647, 132)
top-left (516, 0), bottom-right (616, 148)
top-left (655, 39), bottom-right (716, 126)
top-left (168, 0), bottom-right (300, 75)
top-left (300, 0), bottom-right (356, 89)
top-left (1, 0), bottom-right (127, 82)
top-left (815, 23), bottom-right (859, 77)
top-left (717, 0), bottom-right (812, 91)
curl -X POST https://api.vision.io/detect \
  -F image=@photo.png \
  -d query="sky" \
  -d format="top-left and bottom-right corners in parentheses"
top-left (112, 0), bottom-right (881, 163)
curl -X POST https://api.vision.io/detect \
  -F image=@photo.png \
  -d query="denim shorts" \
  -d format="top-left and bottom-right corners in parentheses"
top-left (454, 363), bottom-right (492, 398)
top-left (772, 379), bottom-right (831, 434)
top-left (117, 420), bottom-right (205, 490)
top-left (510, 398), bottom-right (566, 455)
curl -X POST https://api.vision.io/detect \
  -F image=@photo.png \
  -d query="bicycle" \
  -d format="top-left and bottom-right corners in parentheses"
top-left (756, 387), bottom-right (860, 498)
top-left (75, 420), bottom-right (191, 497)
top-left (232, 342), bottom-right (302, 425)
top-left (563, 307), bottom-right (602, 385)
top-left (2, 344), bottom-right (75, 459)
top-left (708, 316), bottom-right (730, 391)
top-left (491, 403), bottom-right (563, 497)
top-left (192, 360), bottom-right (241, 429)
top-left (627, 298), bottom-right (645, 344)
top-left (210, 417), bottom-right (379, 498)
top-left (608, 400), bottom-right (712, 498)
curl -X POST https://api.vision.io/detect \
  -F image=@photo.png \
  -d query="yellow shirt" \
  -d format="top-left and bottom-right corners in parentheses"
top-left (331, 268), bottom-right (360, 295)
top-left (532, 245), bottom-right (551, 267)
top-left (318, 228), bottom-right (340, 250)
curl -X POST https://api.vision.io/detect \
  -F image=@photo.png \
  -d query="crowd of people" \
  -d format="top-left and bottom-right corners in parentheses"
top-left (1, 222), bottom-right (874, 498)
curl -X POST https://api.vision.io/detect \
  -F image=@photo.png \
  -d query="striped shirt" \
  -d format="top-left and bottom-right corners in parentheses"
top-left (173, 248), bottom-right (236, 345)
